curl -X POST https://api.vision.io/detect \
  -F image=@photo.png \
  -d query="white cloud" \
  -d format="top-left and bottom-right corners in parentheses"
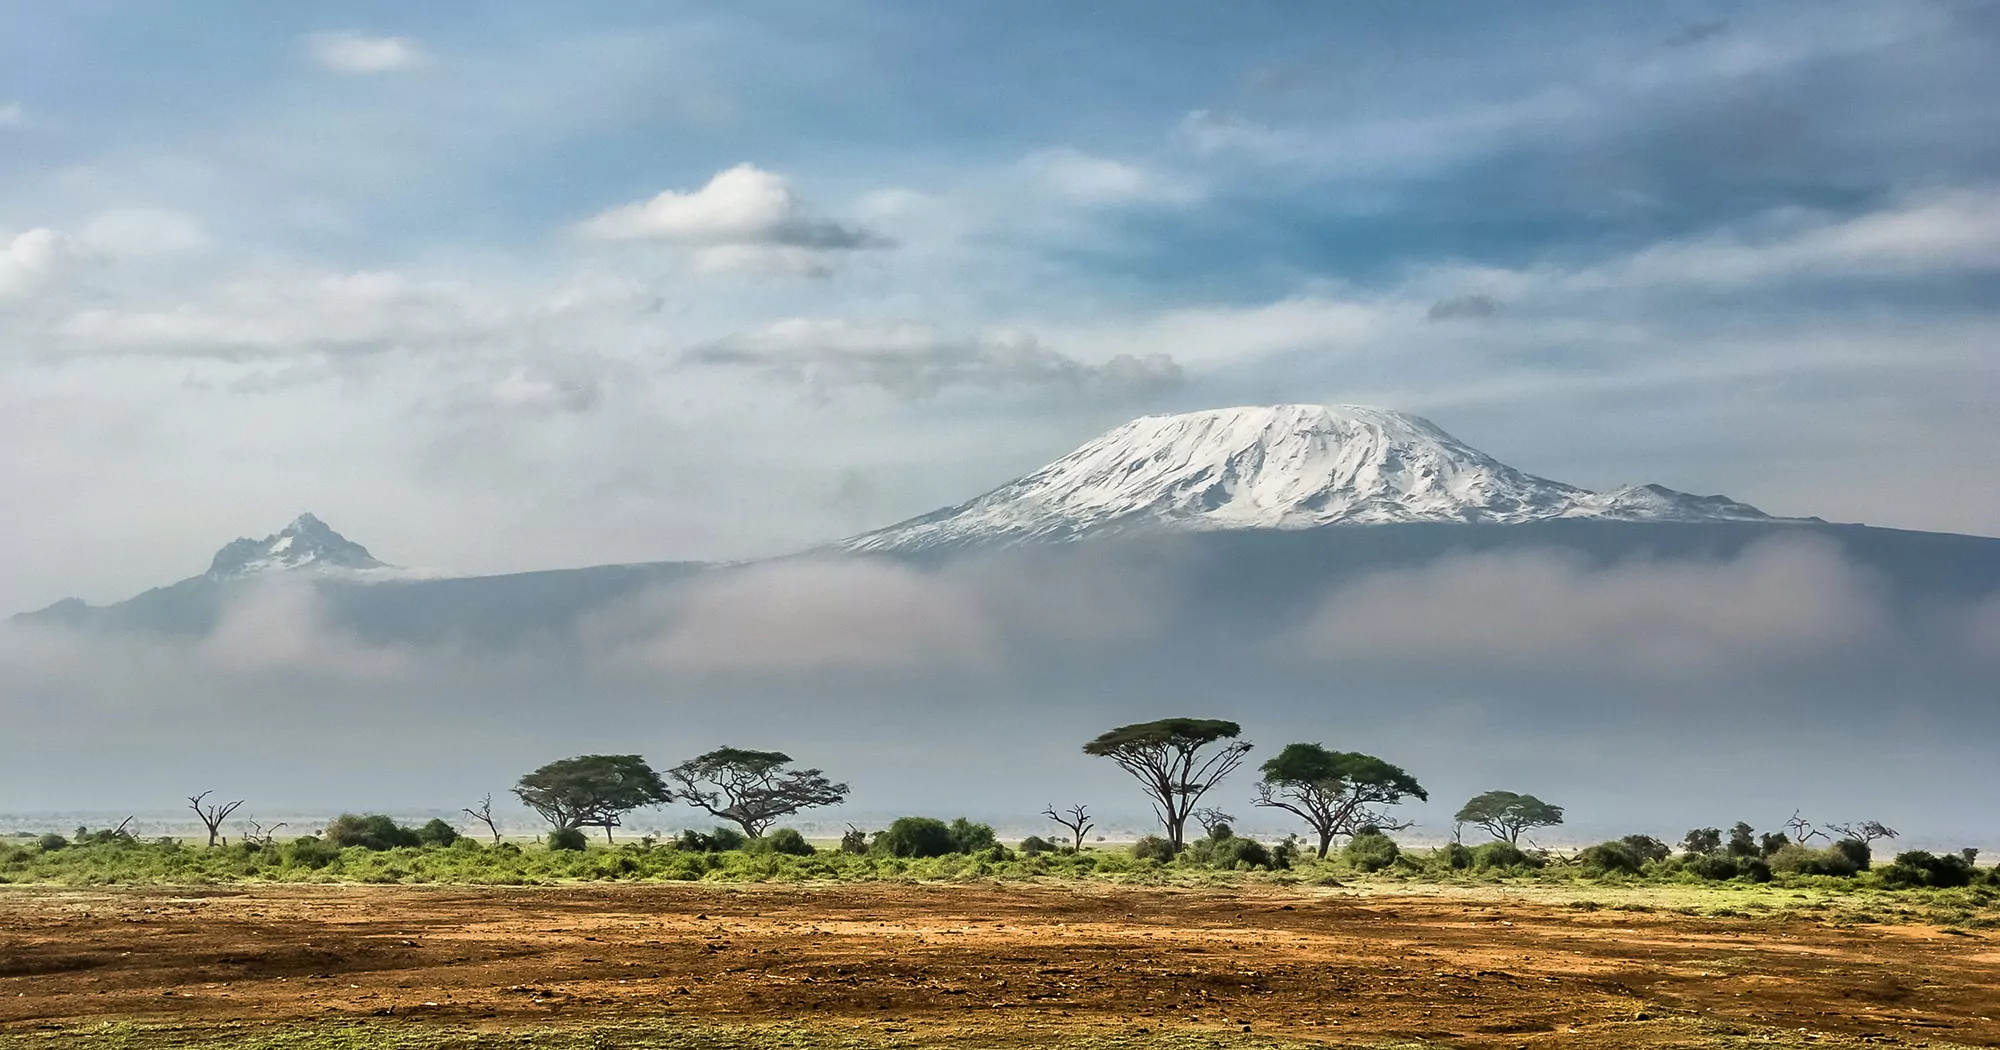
top-left (690, 317), bottom-right (1183, 400)
top-left (1022, 149), bottom-right (1194, 205)
top-left (78, 209), bottom-right (210, 257)
top-left (0, 229), bottom-right (69, 298)
top-left (1287, 536), bottom-right (1889, 676)
top-left (606, 559), bottom-right (1000, 676)
top-left (576, 165), bottom-right (883, 276)
top-left (305, 31), bottom-right (429, 74)
top-left (0, 102), bottom-right (23, 126)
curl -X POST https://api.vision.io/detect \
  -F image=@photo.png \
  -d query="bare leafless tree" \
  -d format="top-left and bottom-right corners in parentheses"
top-left (1042, 803), bottom-right (1095, 852)
top-left (187, 791), bottom-right (243, 848)
top-left (244, 819), bottom-right (287, 848)
top-left (463, 793), bottom-right (502, 845)
top-left (1192, 806), bottom-right (1236, 838)
top-left (1784, 809), bottom-right (1828, 844)
top-left (1825, 820), bottom-right (1898, 846)
top-left (111, 816), bottom-right (135, 839)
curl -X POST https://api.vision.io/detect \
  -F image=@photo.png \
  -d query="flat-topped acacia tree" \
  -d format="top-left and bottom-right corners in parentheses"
top-left (1083, 718), bottom-right (1251, 853)
top-left (1253, 744), bottom-right (1427, 859)
top-left (1455, 790), bottom-right (1564, 844)
top-left (514, 754), bottom-right (669, 844)
top-left (666, 748), bottom-right (849, 838)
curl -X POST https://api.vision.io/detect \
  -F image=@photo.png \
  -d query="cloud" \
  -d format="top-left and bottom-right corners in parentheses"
top-left (78, 209), bottom-right (210, 257)
top-left (484, 366), bottom-right (602, 415)
top-left (603, 558), bottom-right (1000, 676)
top-left (577, 164), bottom-right (885, 274)
top-left (305, 32), bottom-right (429, 74)
top-left (688, 318), bottom-right (1183, 400)
top-left (1426, 294), bottom-right (1499, 321)
top-left (1286, 536), bottom-right (1891, 677)
top-left (0, 229), bottom-right (69, 298)
top-left (0, 102), bottom-right (22, 126)
top-left (1596, 189), bottom-right (2000, 290)
top-left (199, 580), bottom-right (411, 676)
top-left (1021, 149), bottom-right (1194, 205)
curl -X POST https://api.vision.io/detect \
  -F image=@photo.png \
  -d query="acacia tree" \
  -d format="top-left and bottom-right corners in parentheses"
top-left (1253, 744), bottom-right (1427, 859)
top-left (1826, 820), bottom-right (1898, 847)
top-left (1042, 803), bottom-right (1094, 852)
top-left (187, 791), bottom-right (244, 848)
top-left (513, 755), bottom-right (669, 844)
top-left (1083, 718), bottom-right (1251, 852)
top-left (1454, 790), bottom-right (1563, 844)
top-left (666, 748), bottom-right (848, 838)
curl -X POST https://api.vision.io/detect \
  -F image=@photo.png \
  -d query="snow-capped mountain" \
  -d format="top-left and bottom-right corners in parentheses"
top-left (840, 404), bottom-right (1792, 552)
top-left (204, 513), bottom-right (391, 580)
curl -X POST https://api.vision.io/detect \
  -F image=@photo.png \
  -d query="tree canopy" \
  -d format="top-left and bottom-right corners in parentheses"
top-left (1253, 744), bottom-right (1427, 858)
top-left (666, 747), bottom-right (848, 838)
top-left (1454, 790), bottom-right (1564, 844)
top-left (513, 754), bottom-right (668, 842)
top-left (1083, 717), bottom-right (1250, 852)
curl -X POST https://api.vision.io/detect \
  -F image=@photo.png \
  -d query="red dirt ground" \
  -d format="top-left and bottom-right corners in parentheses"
top-left (2, 883), bottom-right (1996, 1047)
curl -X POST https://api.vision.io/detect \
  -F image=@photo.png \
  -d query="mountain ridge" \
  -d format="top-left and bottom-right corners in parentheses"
top-left (838, 404), bottom-right (1800, 553)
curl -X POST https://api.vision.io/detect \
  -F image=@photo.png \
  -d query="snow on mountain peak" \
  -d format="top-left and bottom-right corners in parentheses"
top-left (204, 512), bottom-right (390, 580)
top-left (839, 403), bottom-right (1784, 552)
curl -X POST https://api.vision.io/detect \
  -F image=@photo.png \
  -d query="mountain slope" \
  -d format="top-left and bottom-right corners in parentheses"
top-left (840, 404), bottom-right (1790, 553)
top-left (204, 513), bottom-right (390, 579)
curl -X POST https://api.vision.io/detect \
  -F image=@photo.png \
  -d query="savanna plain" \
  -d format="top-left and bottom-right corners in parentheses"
top-left (5, 848), bottom-right (1999, 1050)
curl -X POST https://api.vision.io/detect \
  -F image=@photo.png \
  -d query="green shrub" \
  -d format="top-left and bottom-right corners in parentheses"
top-left (1184, 834), bottom-right (1274, 870)
top-left (1830, 838), bottom-right (1872, 871)
top-left (756, 828), bottom-right (815, 856)
top-left (1131, 835), bottom-right (1175, 862)
top-left (1577, 840), bottom-right (1645, 876)
top-left (1439, 842), bottom-right (1473, 870)
top-left (415, 819), bottom-right (460, 847)
top-left (1769, 842), bottom-right (1860, 877)
top-left (1880, 850), bottom-right (1975, 889)
top-left (677, 827), bottom-right (747, 852)
top-left (947, 817), bottom-right (997, 854)
top-left (1619, 835), bottom-right (1672, 863)
top-left (1739, 857), bottom-right (1772, 883)
top-left (839, 825), bottom-right (868, 855)
top-left (1685, 852), bottom-right (1741, 880)
top-left (547, 827), bottom-right (589, 851)
top-left (324, 814), bottom-right (420, 851)
top-left (1471, 841), bottom-right (1539, 871)
top-left (1019, 835), bottom-right (1057, 856)
top-left (283, 836), bottom-right (340, 870)
top-left (1343, 831), bottom-right (1401, 872)
top-left (34, 833), bottom-right (67, 853)
top-left (874, 817), bottom-right (956, 858)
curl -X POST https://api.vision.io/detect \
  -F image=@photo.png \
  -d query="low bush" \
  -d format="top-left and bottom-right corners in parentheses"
top-left (1185, 834), bottom-right (1276, 870)
top-left (324, 814), bottom-right (420, 851)
top-left (1018, 835), bottom-right (1057, 856)
top-left (1471, 841), bottom-right (1540, 871)
top-left (874, 817), bottom-right (956, 859)
top-left (1830, 838), bottom-right (1872, 872)
top-left (34, 833), bottom-right (67, 853)
top-left (677, 827), bottom-right (748, 853)
top-left (546, 827), bottom-right (589, 851)
top-left (415, 819), bottom-right (460, 847)
top-left (1131, 835), bottom-right (1176, 862)
top-left (1619, 835), bottom-right (1672, 864)
top-left (1880, 850), bottom-right (1976, 889)
top-left (947, 818), bottom-right (997, 854)
top-left (754, 828), bottom-right (815, 856)
top-left (1577, 840), bottom-right (1646, 876)
top-left (283, 835), bottom-right (340, 870)
top-left (1769, 842), bottom-right (1860, 877)
top-left (1439, 842), bottom-right (1474, 870)
top-left (1343, 831), bottom-right (1401, 872)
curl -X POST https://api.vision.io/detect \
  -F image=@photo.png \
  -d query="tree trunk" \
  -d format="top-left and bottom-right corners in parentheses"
top-left (1316, 830), bottom-right (1334, 859)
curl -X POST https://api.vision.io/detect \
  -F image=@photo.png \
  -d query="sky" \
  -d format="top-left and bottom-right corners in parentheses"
top-left (3, 5), bottom-right (2000, 841)
top-left (2, 2), bottom-right (1997, 612)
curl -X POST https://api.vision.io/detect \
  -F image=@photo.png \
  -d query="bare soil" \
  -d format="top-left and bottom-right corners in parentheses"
top-left (2, 882), bottom-right (1996, 1047)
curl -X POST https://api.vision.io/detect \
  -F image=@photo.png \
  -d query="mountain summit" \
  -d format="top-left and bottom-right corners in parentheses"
top-left (840, 404), bottom-right (1785, 552)
top-left (204, 512), bottom-right (389, 579)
